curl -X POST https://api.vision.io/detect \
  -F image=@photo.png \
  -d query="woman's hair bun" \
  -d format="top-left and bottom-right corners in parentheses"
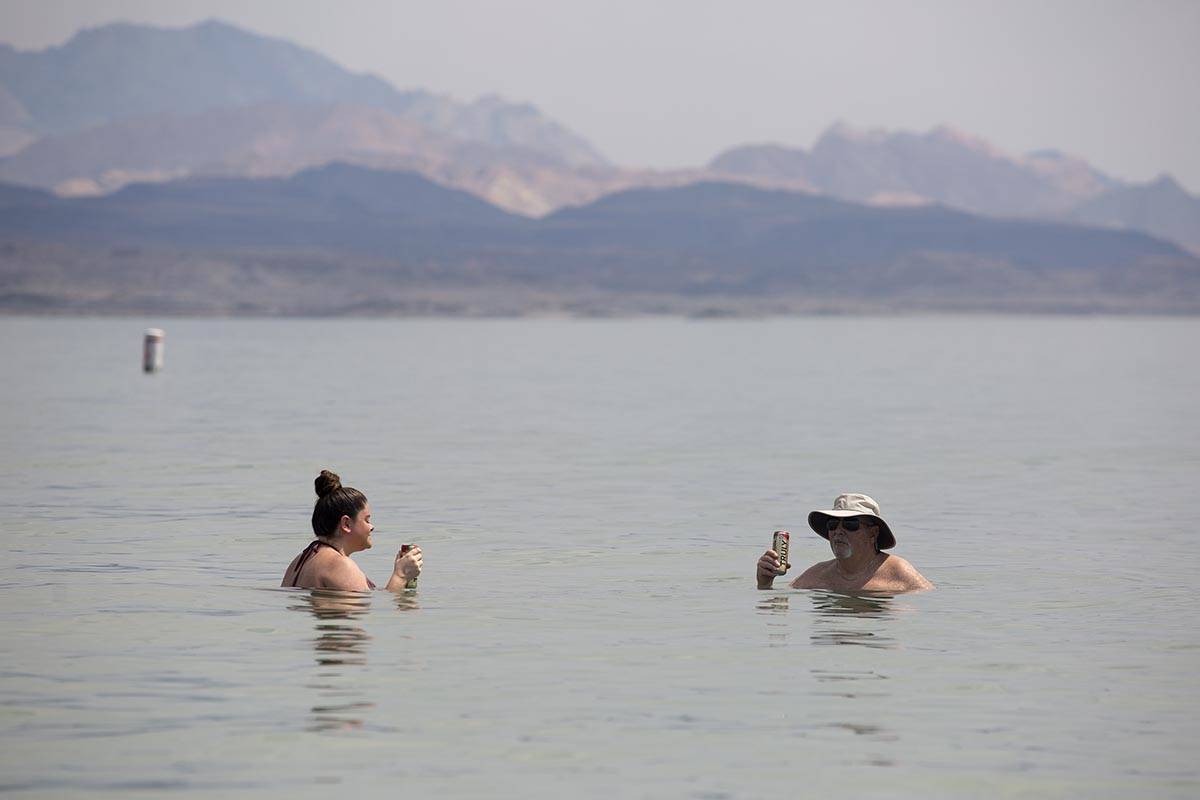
top-left (310, 470), bottom-right (367, 537)
top-left (315, 469), bottom-right (342, 498)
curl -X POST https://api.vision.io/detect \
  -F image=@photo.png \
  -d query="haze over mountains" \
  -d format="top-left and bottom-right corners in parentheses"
top-left (709, 128), bottom-right (1200, 253)
top-left (2, 19), bottom-right (1197, 248)
top-left (0, 20), bottom-right (606, 164)
top-left (1, 19), bottom-right (1198, 315)
top-left (0, 20), bottom-right (720, 217)
top-left (2, 162), bottom-right (1196, 315)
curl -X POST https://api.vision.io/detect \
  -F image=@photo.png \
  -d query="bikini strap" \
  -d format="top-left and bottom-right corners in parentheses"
top-left (290, 540), bottom-right (335, 587)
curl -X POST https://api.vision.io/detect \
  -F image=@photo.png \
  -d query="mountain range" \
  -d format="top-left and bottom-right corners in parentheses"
top-left (1, 19), bottom-right (1198, 315)
top-left (2, 163), bottom-right (1196, 315)
top-left (0, 20), bottom-right (605, 167)
top-left (2, 18), bottom-right (1197, 254)
top-left (709, 127), bottom-right (1200, 252)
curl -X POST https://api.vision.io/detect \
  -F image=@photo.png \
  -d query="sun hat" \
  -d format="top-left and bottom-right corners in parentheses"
top-left (807, 493), bottom-right (896, 550)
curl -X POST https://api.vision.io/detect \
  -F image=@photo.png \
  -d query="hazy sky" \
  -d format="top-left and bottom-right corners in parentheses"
top-left (3, 0), bottom-right (1198, 190)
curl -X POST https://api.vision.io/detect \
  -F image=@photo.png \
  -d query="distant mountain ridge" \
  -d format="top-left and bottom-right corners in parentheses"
top-left (0, 163), bottom-right (531, 262)
top-left (0, 19), bottom-right (606, 168)
top-left (710, 122), bottom-right (1199, 251)
top-left (0, 20), bottom-right (1195, 252)
top-left (2, 164), bottom-right (1196, 314)
top-left (711, 122), bottom-right (1118, 214)
top-left (540, 180), bottom-right (1192, 295)
top-left (1069, 176), bottom-right (1200, 254)
top-left (0, 103), bottom-right (582, 197)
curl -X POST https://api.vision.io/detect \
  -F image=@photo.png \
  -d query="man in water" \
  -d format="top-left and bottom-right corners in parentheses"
top-left (756, 493), bottom-right (933, 593)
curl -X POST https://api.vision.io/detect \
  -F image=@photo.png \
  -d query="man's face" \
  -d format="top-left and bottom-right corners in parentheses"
top-left (827, 516), bottom-right (877, 559)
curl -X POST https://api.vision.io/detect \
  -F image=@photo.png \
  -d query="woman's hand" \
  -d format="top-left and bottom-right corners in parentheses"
top-left (757, 548), bottom-right (787, 589)
top-left (394, 545), bottom-right (422, 581)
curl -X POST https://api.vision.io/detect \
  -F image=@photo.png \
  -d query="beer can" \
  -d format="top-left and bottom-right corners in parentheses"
top-left (772, 530), bottom-right (789, 570)
top-left (400, 544), bottom-right (418, 589)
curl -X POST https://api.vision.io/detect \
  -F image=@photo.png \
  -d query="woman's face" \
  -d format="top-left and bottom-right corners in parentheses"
top-left (343, 503), bottom-right (374, 550)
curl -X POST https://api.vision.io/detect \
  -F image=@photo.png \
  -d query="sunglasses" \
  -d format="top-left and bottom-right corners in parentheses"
top-left (826, 517), bottom-right (870, 533)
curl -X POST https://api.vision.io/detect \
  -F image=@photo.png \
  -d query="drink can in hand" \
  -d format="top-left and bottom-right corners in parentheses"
top-left (400, 544), bottom-right (418, 589)
top-left (772, 530), bottom-right (789, 570)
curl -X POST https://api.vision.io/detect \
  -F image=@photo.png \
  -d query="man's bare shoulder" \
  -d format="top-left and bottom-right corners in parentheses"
top-left (877, 553), bottom-right (934, 591)
top-left (790, 559), bottom-right (837, 589)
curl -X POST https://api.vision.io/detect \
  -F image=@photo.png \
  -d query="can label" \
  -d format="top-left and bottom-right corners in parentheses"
top-left (772, 530), bottom-right (789, 569)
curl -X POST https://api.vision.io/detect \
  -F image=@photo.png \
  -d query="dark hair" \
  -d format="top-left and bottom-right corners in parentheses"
top-left (311, 469), bottom-right (368, 538)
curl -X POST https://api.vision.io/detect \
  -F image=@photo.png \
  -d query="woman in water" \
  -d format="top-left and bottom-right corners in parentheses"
top-left (282, 470), bottom-right (422, 591)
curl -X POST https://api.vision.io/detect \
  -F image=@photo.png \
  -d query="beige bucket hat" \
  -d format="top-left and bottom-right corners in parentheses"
top-left (807, 493), bottom-right (896, 550)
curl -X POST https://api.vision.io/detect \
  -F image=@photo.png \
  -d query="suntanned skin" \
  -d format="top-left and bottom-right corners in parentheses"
top-left (756, 518), bottom-right (932, 593)
top-left (282, 502), bottom-right (422, 592)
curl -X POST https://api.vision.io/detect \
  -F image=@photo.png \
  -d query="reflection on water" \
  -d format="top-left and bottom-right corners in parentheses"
top-left (289, 589), bottom-right (373, 667)
top-left (752, 592), bottom-right (901, 745)
top-left (824, 720), bottom-right (898, 744)
top-left (756, 594), bottom-right (790, 646)
top-left (290, 588), bottom-right (373, 621)
top-left (755, 591), bottom-right (901, 649)
top-left (391, 591), bottom-right (421, 613)
top-left (810, 668), bottom-right (891, 700)
top-left (807, 593), bottom-right (899, 745)
top-left (286, 589), bottom-right (422, 732)
top-left (808, 590), bottom-right (897, 650)
top-left (288, 590), bottom-right (374, 732)
top-left (809, 590), bottom-right (894, 617)
top-left (756, 595), bottom-right (790, 614)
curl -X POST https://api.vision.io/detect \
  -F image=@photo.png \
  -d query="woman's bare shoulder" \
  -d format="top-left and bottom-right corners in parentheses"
top-left (318, 555), bottom-right (371, 591)
top-left (281, 551), bottom-right (304, 587)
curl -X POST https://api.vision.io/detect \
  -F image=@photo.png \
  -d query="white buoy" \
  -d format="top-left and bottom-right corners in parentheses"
top-left (143, 328), bottom-right (164, 373)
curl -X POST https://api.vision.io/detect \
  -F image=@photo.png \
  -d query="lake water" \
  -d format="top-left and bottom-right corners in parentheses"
top-left (0, 316), bottom-right (1197, 798)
